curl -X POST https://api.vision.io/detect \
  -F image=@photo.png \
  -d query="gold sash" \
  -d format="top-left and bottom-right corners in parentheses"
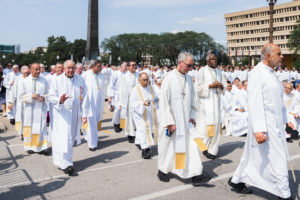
top-left (207, 125), bottom-right (215, 137)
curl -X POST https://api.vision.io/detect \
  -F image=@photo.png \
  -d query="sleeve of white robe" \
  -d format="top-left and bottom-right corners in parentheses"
top-left (107, 72), bottom-right (117, 98)
top-left (48, 76), bottom-right (64, 110)
top-left (195, 69), bottom-right (209, 98)
top-left (8, 78), bottom-right (17, 104)
top-left (190, 80), bottom-right (197, 120)
top-left (159, 77), bottom-right (175, 128)
top-left (130, 87), bottom-right (144, 116)
top-left (3, 73), bottom-right (12, 90)
top-left (248, 69), bottom-right (267, 133)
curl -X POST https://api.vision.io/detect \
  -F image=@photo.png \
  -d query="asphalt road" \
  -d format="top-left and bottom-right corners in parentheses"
top-left (0, 104), bottom-right (299, 200)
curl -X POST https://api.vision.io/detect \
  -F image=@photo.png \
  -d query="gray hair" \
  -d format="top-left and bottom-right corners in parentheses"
top-left (178, 52), bottom-right (194, 63)
top-left (206, 53), bottom-right (216, 61)
top-left (12, 64), bottom-right (19, 69)
top-left (76, 63), bottom-right (83, 68)
top-left (50, 65), bottom-right (56, 69)
top-left (63, 60), bottom-right (75, 68)
top-left (261, 45), bottom-right (275, 60)
top-left (21, 65), bottom-right (29, 72)
top-left (121, 62), bottom-right (127, 67)
top-left (89, 60), bottom-right (101, 68)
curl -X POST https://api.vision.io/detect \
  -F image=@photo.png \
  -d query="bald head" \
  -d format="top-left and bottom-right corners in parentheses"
top-left (30, 63), bottom-right (40, 78)
top-left (261, 43), bottom-right (283, 68)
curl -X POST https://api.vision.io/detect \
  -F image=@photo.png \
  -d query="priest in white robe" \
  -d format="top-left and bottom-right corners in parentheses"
top-left (158, 52), bottom-right (212, 186)
top-left (7, 66), bottom-right (30, 139)
top-left (118, 61), bottom-right (139, 143)
top-left (195, 53), bottom-right (227, 159)
top-left (48, 60), bottom-right (87, 175)
top-left (229, 44), bottom-right (293, 200)
top-left (19, 63), bottom-right (50, 155)
top-left (4, 65), bottom-right (20, 124)
top-left (107, 62), bottom-right (127, 132)
top-left (130, 72), bottom-right (158, 159)
top-left (220, 81), bottom-right (234, 136)
top-left (82, 60), bottom-right (106, 151)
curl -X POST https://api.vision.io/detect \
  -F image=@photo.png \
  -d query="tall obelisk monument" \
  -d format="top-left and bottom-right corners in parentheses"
top-left (85, 0), bottom-right (99, 60)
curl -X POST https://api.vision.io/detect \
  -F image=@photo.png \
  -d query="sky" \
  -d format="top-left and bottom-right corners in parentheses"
top-left (0, 0), bottom-right (292, 52)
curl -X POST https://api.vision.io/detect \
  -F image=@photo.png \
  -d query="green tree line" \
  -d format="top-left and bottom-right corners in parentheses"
top-left (101, 31), bottom-right (229, 66)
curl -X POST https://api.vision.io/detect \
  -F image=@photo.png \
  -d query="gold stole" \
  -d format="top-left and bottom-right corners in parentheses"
top-left (83, 121), bottom-right (102, 132)
top-left (136, 85), bottom-right (158, 145)
top-left (285, 94), bottom-right (295, 109)
top-left (207, 125), bottom-right (215, 137)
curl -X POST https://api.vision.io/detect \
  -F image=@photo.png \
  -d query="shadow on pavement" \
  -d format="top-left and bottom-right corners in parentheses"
top-left (0, 169), bottom-right (68, 200)
top-left (99, 137), bottom-right (128, 149)
top-left (74, 151), bottom-right (129, 171)
top-left (217, 141), bottom-right (245, 158)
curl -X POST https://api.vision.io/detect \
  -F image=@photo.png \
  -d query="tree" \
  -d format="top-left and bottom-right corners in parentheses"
top-left (71, 39), bottom-right (86, 62)
top-left (288, 19), bottom-right (300, 54)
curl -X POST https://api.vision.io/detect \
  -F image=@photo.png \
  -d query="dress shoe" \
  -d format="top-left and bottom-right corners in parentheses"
top-left (278, 196), bottom-right (294, 200)
top-left (89, 147), bottom-right (97, 151)
top-left (10, 119), bottom-right (15, 125)
top-left (40, 149), bottom-right (51, 156)
top-left (114, 124), bottom-right (122, 133)
top-left (127, 136), bottom-right (135, 143)
top-left (27, 150), bottom-right (35, 154)
top-left (142, 148), bottom-right (152, 159)
top-left (203, 150), bottom-right (217, 159)
top-left (192, 172), bottom-right (212, 186)
top-left (157, 170), bottom-right (169, 182)
top-left (286, 137), bottom-right (293, 143)
top-left (62, 166), bottom-right (74, 175)
top-left (228, 177), bottom-right (252, 194)
top-left (21, 135), bottom-right (24, 141)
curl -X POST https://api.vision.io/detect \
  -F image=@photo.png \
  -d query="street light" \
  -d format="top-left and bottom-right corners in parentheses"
top-left (267, 0), bottom-right (277, 43)
top-left (56, 55), bottom-right (60, 60)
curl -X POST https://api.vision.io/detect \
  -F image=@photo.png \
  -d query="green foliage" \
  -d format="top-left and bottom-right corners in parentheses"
top-left (1, 36), bottom-right (87, 68)
top-left (288, 19), bottom-right (300, 54)
top-left (293, 57), bottom-right (300, 70)
top-left (101, 31), bottom-right (227, 66)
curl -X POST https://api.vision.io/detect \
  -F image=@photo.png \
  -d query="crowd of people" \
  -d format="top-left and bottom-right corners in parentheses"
top-left (0, 43), bottom-right (298, 199)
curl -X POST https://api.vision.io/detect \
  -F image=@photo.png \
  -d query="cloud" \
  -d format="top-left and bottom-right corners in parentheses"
top-left (178, 17), bottom-right (206, 25)
top-left (109, 0), bottom-right (213, 8)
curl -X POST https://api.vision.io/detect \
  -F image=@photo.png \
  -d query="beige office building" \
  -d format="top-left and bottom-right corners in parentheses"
top-left (224, 0), bottom-right (300, 67)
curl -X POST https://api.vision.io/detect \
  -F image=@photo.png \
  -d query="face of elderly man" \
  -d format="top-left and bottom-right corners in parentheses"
top-left (207, 55), bottom-right (217, 68)
top-left (284, 83), bottom-right (293, 95)
top-left (31, 63), bottom-right (41, 78)
top-left (128, 62), bottom-right (137, 73)
top-left (269, 46), bottom-right (284, 68)
top-left (12, 65), bottom-right (19, 73)
top-left (22, 67), bottom-right (30, 78)
top-left (76, 65), bottom-right (83, 75)
top-left (178, 56), bottom-right (194, 74)
top-left (40, 65), bottom-right (46, 72)
top-left (56, 63), bottom-right (64, 75)
top-left (64, 61), bottom-right (76, 78)
top-left (139, 73), bottom-right (149, 88)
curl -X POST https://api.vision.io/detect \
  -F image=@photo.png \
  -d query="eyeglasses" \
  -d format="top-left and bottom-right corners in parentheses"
top-left (130, 64), bottom-right (137, 67)
top-left (285, 87), bottom-right (293, 90)
top-left (183, 62), bottom-right (194, 68)
top-left (141, 79), bottom-right (148, 81)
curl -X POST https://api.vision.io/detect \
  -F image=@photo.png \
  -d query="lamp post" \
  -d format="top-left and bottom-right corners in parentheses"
top-left (267, 0), bottom-right (277, 43)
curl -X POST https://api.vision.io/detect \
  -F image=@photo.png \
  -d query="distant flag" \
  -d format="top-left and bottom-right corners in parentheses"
top-left (216, 50), bottom-right (219, 56)
top-left (221, 49), bottom-right (224, 56)
top-left (242, 49), bottom-right (244, 57)
top-left (235, 49), bottom-right (237, 57)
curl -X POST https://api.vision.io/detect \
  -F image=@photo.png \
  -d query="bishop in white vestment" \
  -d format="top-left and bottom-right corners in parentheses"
top-left (158, 52), bottom-right (211, 186)
top-left (118, 62), bottom-right (139, 143)
top-left (19, 63), bottom-right (50, 155)
top-left (130, 73), bottom-right (158, 159)
top-left (195, 54), bottom-right (226, 159)
top-left (48, 60), bottom-right (87, 175)
top-left (82, 60), bottom-right (106, 151)
top-left (229, 44), bottom-right (293, 199)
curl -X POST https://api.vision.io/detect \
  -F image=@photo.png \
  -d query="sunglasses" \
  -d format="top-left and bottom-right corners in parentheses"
top-left (183, 62), bottom-right (194, 68)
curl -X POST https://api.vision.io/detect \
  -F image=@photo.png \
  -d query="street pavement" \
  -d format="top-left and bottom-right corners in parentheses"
top-left (0, 103), bottom-right (299, 200)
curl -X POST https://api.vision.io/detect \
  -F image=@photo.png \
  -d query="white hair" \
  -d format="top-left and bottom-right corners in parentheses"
top-left (261, 45), bottom-right (275, 60)
top-left (63, 60), bottom-right (75, 68)
top-left (178, 52), bottom-right (194, 63)
top-left (12, 64), bottom-right (19, 69)
top-left (76, 63), bottom-right (83, 68)
top-left (50, 65), bottom-right (56, 69)
top-left (21, 65), bottom-right (29, 72)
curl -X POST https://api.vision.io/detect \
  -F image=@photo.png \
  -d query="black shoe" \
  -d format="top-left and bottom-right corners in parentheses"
top-left (142, 148), bottom-right (152, 159)
top-left (278, 196), bottom-right (294, 200)
top-left (27, 150), bottom-right (35, 154)
top-left (127, 136), bottom-right (135, 143)
top-left (40, 149), bottom-right (51, 156)
top-left (203, 150), bottom-right (217, 159)
top-left (192, 172), bottom-right (212, 186)
top-left (89, 147), bottom-right (97, 151)
top-left (287, 138), bottom-right (293, 143)
top-left (21, 135), bottom-right (24, 141)
top-left (157, 170), bottom-right (169, 182)
top-left (228, 177), bottom-right (252, 194)
top-left (62, 166), bottom-right (74, 175)
top-left (10, 119), bottom-right (15, 125)
top-left (136, 144), bottom-right (142, 150)
top-left (114, 124), bottom-right (122, 133)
